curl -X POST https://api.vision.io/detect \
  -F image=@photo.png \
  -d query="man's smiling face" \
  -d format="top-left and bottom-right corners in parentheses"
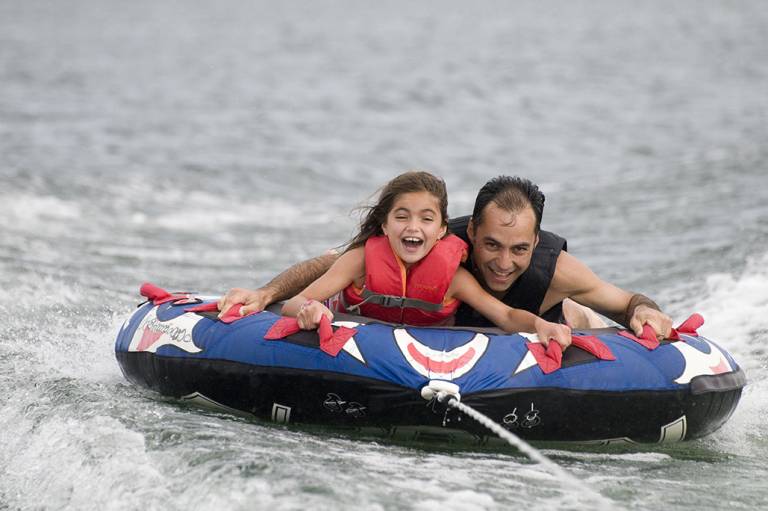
top-left (467, 202), bottom-right (539, 296)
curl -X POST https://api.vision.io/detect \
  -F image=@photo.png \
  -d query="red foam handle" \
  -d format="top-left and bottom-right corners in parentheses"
top-left (526, 341), bottom-right (563, 374)
top-left (185, 302), bottom-right (219, 313)
top-left (667, 313), bottom-right (704, 341)
top-left (264, 315), bottom-right (356, 357)
top-left (265, 317), bottom-right (301, 339)
top-left (571, 335), bottom-right (616, 361)
top-left (318, 315), bottom-right (333, 343)
top-left (617, 328), bottom-right (660, 350)
top-left (140, 282), bottom-right (172, 302)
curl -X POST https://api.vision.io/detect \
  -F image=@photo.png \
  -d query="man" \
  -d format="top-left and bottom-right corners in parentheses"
top-left (218, 176), bottom-right (672, 339)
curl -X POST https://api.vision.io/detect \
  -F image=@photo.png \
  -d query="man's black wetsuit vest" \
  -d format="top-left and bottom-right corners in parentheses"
top-left (447, 215), bottom-right (568, 327)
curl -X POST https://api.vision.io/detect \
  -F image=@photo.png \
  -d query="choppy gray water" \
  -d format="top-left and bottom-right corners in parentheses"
top-left (1, 0), bottom-right (767, 509)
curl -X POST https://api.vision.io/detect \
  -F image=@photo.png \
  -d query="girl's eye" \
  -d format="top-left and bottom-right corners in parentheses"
top-left (395, 215), bottom-right (408, 221)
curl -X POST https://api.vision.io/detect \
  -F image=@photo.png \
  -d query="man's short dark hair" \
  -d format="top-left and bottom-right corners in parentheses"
top-left (472, 176), bottom-right (545, 233)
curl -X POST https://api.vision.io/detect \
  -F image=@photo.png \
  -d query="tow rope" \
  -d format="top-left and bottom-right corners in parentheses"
top-left (421, 381), bottom-right (613, 509)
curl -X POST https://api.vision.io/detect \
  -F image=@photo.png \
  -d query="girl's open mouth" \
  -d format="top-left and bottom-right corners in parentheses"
top-left (403, 237), bottom-right (424, 248)
top-left (402, 237), bottom-right (424, 250)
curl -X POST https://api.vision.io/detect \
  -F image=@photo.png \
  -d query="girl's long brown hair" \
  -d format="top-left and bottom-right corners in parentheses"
top-left (346, 171), bottom-right (449, 252)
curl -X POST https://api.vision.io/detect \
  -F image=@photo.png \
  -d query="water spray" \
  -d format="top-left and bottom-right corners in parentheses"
top-left (421, 380), bottom-right (613, 509)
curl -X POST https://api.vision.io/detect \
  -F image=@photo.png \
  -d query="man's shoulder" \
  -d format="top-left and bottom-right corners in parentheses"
top-left (537, 230), bottom-right (567, 253)
top-left (448, 215), bottom-right (471, 244)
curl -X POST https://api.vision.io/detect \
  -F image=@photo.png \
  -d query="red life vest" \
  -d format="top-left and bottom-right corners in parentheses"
top-left (340, 234), bottom-right (468, 325)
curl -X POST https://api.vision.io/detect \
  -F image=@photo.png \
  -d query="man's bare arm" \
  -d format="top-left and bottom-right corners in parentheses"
top-left (544, 251), bottom-right (672, 338)
top-left (217, 253), bottom-right (339, 317)
top-left (261, 253), bottom-right (339, 302)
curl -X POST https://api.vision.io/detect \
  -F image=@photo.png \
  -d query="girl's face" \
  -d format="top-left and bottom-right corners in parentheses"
top-left (381, 191), bottom-right (447, 267)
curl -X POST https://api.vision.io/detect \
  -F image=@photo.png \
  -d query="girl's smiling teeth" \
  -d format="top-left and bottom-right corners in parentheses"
top-left (402, 236), bottom-right (424, 251)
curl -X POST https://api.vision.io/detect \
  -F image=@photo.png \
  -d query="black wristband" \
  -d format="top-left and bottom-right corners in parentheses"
top-left (624, 293), bottom-right (660, 327)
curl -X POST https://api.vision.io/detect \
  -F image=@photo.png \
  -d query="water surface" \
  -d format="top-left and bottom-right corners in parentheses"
top-left (1, 1), bottom-right (767, 509)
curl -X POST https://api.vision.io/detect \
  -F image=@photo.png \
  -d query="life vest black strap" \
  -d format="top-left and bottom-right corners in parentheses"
top-left (346, 288), bottom-right (443, 313)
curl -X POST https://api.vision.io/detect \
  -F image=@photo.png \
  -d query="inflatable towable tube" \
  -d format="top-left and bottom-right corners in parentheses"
top-left (114, 286), bottom-right (746, 445)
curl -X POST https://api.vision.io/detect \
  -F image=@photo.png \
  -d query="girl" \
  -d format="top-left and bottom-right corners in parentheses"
top-left (282, 171), bottom-right (571, 348)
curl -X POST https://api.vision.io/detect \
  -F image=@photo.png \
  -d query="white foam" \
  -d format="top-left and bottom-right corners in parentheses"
top-left (0, 193), bottom-right (82, 224)
top-left (689, 251), bottom-right (768, 455)
top-left (0, 193), bottom-right (83, 239)
top-left (690, 251), bottom-right (768, 366)
top-left (152, 191), bottom-right (345, 232)
top-left (0, 414), bottom-right (173, 509)
top-left (543, 450), bottom-right (672, 463)
top-left (414, 490), bottom-right (497, 511)
top-left (60, 313), bottom-right (131, 382)
top-left (28, 274), bottom-right (82, 304)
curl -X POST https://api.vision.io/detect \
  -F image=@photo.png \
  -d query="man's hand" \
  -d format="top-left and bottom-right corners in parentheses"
top-left (629, 305), bottom-right (673, 340)
top-left (216, 253), bottom-right (339, 320)
top-left (534, 318), bottom-right (572, 350)
top-left (217, 287), bottom-right (275, 319)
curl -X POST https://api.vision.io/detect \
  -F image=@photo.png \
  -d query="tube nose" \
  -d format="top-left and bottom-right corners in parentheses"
top-left (421, 380), bottom-right (461, 402)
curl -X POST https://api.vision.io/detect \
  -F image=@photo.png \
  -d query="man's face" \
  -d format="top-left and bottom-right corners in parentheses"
top-left (467, 203), bottom-right (539, 295)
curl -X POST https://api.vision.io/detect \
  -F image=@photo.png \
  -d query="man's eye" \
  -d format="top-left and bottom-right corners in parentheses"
top-left (486, 242), bottom-right (498, 250)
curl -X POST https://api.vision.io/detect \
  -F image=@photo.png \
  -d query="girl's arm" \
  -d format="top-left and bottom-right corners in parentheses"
top-left (282, 247), bottom-right (365, 329)
top-left (448, 267), bottom-right (572, 349)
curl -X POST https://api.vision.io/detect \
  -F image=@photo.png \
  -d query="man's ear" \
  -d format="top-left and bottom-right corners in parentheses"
top-left (467, 217), bottom-right (475, 241)
top-left (534, 232), bottom-right (540, 248)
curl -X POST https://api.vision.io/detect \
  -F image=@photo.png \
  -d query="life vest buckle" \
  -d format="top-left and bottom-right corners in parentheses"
top-left (380, 295), bottom-right (406, 309)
